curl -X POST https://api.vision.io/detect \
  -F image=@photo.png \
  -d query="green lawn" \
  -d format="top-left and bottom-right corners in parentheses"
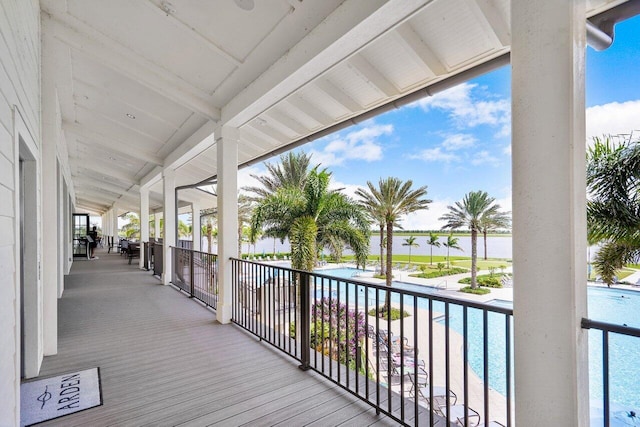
top-left (345, 254), bottom-right (469, 265)
top-left (589, 267), bottom-right (636, 281)
top-left (451, 259), bottom-right (511, 271)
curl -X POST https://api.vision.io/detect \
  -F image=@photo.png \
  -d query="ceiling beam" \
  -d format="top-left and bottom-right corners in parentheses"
top-left (64, 121), bottom-right (163, 165)
top-left (74, 159), bottom-right (139, 183)
top-left (463, 0), bottom-right (510, 47)
top-left (314, 78), bottom-right (362, 112)
top-left (222, 0), bottom-right (432, 127)
top-left (164, 121), bottom-right (217, 170)
top-left (142, 0), bottom-right (243, 67)
top-left (347, 54), bottom-right (398, 97)
top-left (42, 12), bottom-right (221, 122)
top-left (264, 109), bottom-right (309, 136)
top-left (140, 166), bottom-right (163, 189)
top-left (394, 22), bottom-right (446, 76)
top-left (76, 175), bottom-right (139, 195)
top-left (286, 96), bottom-right (333, 127)
top-left (75, 198), bottom-right (110, 213)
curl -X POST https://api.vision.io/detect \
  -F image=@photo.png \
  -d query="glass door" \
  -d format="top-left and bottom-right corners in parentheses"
top-left (73, 213), bottom-right (90, 258)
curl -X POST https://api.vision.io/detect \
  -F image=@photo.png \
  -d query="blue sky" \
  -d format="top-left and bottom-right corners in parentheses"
top-left (239, 16), bottom-right (640, 230)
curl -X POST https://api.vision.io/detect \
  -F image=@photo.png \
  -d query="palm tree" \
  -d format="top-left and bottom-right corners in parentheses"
top-left (356, 178), bottom-right (431, 310)
top-left (440, 191), bottom-right (501, 289)
top-left (587, 136), bottom-right (640, 285)
top-left (402, 236), bottom-right (419, 264)
top-left (251, 167), bottom-right (370, 271)
top-left (442, 234), bottom-right (462, 269)
top-left (201, 208), bottom-right (217, 253)
top-left (121, 213), bottom-right (140, 239)
top-left (244, 151), bottom-right (314, 200)
top-left (237, 195), bottom-right (254, 257)
top-left (357, 196), bottom-right (387, 275)
top-left (177, 220), bottom-right (191, 239)
top-left (426, 232), bottom-right (441, 265)
top-left (479, 210), bottom-right (511, 260)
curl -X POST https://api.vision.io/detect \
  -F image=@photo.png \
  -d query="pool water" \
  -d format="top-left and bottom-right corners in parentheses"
top-left (312, 269), bottom-right (640, 418)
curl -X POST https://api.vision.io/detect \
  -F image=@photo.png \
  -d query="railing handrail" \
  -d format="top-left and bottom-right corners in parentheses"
top-left (172, 245), bottom-right (218, 258)
top-left (229, 257), bottom-right (514, 316)
top-left (582, 317), bottom-right (640, 337)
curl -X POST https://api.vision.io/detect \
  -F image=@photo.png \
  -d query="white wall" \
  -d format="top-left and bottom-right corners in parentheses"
top-left (0, 0), bottom-right (41, 425)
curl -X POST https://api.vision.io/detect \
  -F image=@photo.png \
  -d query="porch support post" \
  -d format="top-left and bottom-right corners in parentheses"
top-left (162, 169), bottom-right (176, 285)
top-left (111, 206), bottom-right (119, 243)
top-left (139, 187), bottom-right (149, 269)
top-left (216, 126), bottom-right (238, 324)
top-left (192, 202), bottom-right (201, 251)
top-left (42, 84), bottom-right (58, 357)
top-left (155, 212), bottom-right (162, 240)
top-left (512, 1), bottom-right (589, 425)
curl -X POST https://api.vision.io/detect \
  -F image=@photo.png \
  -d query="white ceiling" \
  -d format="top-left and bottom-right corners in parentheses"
top-left (40, 0), bottom-right (628, 215)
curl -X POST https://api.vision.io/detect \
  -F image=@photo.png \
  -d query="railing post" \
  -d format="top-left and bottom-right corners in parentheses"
top-left (190, 249), bottom-right (195, 297)
top-left (299, 272), bottom-right (311, 371)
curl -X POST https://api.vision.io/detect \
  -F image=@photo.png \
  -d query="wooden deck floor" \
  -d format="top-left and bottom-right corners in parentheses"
top-left (36, 249), bottom-right (401, 426)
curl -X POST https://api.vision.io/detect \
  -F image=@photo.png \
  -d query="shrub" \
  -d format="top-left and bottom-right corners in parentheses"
top-left (412, 267), bottom-right (467, 279)
top-left (459, 274), bottom-right (503, 288)
top-left (311, 298), bottom-right (367, 365)
top-left (460, 286), bottom-right (491, 295)
top-left (367, 306), bottom-right (409, 321)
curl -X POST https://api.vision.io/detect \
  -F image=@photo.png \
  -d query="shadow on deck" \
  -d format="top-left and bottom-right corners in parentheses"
top-left (36, 248), bottom-right (400, 426)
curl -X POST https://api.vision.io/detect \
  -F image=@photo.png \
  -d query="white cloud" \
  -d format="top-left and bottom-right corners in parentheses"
top-left (503, 144), bottom-right (511, 156)
top-left (412, 83), bottom-right (511, 135)
top-left (329, 180), bottom-right (364, 200)
top-left (237, 165), bottom-right (265, 193)
top-left (471, 150), bottom-right (500, 166)
top-left (410, 147), bottom-right (460, 163)
top-left (312, 123), bottom-right (392, 167)
top-left (586, 100), bottom-right (640, 143)
top-left (399, 199), bottom-right (453, 230)
top-left (442, 133), bottom-right (476, 151)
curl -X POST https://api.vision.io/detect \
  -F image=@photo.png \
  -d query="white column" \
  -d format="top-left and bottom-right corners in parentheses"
top-left (139, 187), bottom-right (149, 269)
top-left (112, 206), bottom-right (119, 242)
top-left (162, 169), bottom-right (176, 285)
top-left (512, 1), bottom-right (588, 426)
top-left (192, 202), bottom-right (201, 251)
top-left (56, 163), bottom-right (64, 297)
top-left (41, 85), bottom-right (58, 357)
top-left (216, 126), bottom-right (238, 324)
top-left (155, 212), bottom-right (162, 240)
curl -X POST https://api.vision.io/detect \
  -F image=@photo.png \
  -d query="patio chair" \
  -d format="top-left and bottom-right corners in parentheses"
top-left (437, 404), bottom-right (480, 427)
top-left (406, 368), bottom-right (429, 396)
top-left (418, 385), bottom-right (457, 408)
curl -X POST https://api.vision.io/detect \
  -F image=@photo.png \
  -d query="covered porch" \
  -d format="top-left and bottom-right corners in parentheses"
top-left (37, 249), bottom-right (403, 426)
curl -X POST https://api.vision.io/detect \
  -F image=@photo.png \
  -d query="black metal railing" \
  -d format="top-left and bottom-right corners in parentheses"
top-left (582, 318), bottom-right (640, 427)
top-left (231, 258), bottom-right (514, 427)
top-left (172, 247), bottom-right (218, 310)
top-left (153, 243), bottom-right (163, 277)
top-left (178, 239), bottom-right (193, 250)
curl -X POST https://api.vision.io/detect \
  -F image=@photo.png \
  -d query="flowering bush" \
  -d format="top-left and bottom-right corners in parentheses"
top-left (311, 298), bottom-right (367, 365)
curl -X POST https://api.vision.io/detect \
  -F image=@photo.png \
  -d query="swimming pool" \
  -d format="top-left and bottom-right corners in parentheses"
top-left (485, 288), bottom-right (640, 414)
top-left (313, 269), bottom-right (639, 420)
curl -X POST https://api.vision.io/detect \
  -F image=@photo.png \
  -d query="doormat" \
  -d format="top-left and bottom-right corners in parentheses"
top-left (21, 367), bottom-right (102, 426)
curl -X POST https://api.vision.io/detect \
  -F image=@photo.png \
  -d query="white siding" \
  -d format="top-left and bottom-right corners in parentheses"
top-left (0, 0), bottom-right (41, 425)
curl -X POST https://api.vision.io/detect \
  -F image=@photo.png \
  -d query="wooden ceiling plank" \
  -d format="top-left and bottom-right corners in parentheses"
top-left (43, 13), bottom-right (221, 121)
top-left (394, 22), bottom-right (447, 76)
top-left (347, 54), bottom-right (398, 97)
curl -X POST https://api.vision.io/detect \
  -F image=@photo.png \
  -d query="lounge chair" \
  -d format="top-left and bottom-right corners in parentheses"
top-left (438, 404), bottom-right (480, 427)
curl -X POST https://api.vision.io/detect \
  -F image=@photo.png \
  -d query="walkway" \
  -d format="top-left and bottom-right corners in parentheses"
top-left (36, 249), bottom-right (400, 426)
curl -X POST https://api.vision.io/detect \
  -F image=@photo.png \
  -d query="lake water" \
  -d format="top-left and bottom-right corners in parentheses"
top-left (241, 234), bottom-right (514, 259)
